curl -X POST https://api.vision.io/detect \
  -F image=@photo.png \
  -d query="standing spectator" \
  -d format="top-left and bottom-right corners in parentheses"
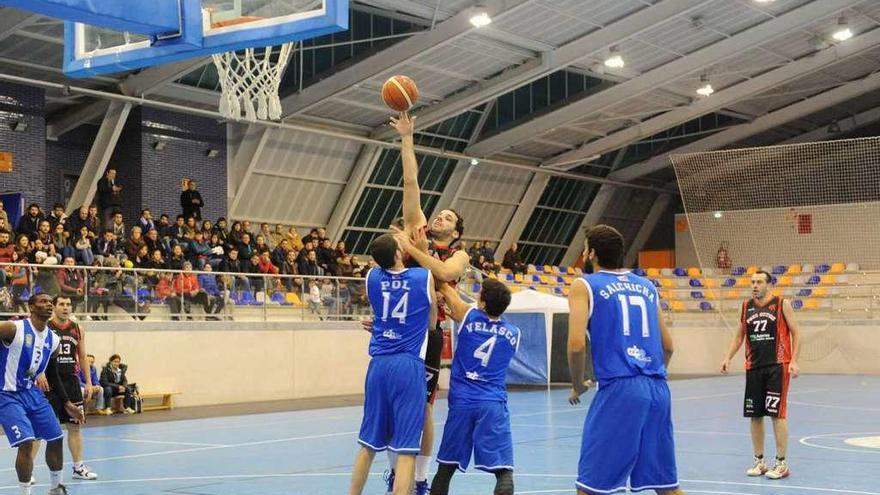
top-left (96, 168), bottom-right (123, 228)
top-left (137, 209), bottom-right (156, 234)
top-left (502, 242), bottom-right (528, 275)
top-left (17, 203), bottom-right (43, 238)
top-left (180, 179), bottom-right (204, 221)
top-left (79, 355), bottom-right (106, 414)
top-left (100, 354), bottom-right (135, 414)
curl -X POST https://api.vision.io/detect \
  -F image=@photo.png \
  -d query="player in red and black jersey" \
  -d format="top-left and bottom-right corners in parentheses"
top-left (33, 296), bottom-right (99, 482)
top-left (721, 270), bottom-right (800, 481)
top-left (385, 112), bottom-right (471, 495)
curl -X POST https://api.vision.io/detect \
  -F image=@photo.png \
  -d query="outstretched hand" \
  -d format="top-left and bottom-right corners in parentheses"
top-left (65, 401), bottom-right (85, 424)
top-left (389, 112), bottom-right (415, 137)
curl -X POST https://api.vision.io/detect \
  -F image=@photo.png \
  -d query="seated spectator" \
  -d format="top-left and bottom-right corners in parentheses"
top-left (87, 204), bottom-right (101, 235)
top-left (189, 231), bottom-right (212, 269)
top-left (716, 244), bottom-right (731, 271)
top-left (197, 263), bottom-right (224, 319)
top-left (33, 254), bottom-right (60, 298)
top-left (259, 223), bottom-right (275, 250)
top-left (172, 261), bottom-right (208, 320)
top-left (0, 229), bottom-right (13, 287)
top-left (144, 228), bottom-right (161, 256)
top-left (166, 244), bottom-right (186, 271)
top-left (228, 221), bottom-right (244, 246)
top-left (185, 216), bottom-right (198, 236)
top-left (337, 254), bottom-right (355, 278)
top-left (502, 242), bottom-right (528, 275)
top-left (56, 256), bottom-right (85, 310)
top-left (299, 249), bottom-right (323, 278)
top-left (14, 233), bottom-right (32, 260)
top-left (320, 278), bottom-right (337, 313)
top-left (5, 251), bottom-right (29, 313)
top-left (79, 354), bottom-right (106, 414)
top-left (200, 220), bottom-right (214, 240)
top-left (468, 241), bottom-right (483, 267)
top-left (31, 219), bottom-right (52, 245)
top-left (87, 259), bottom-right (113, 319)
top-left (132, 244), bottom-right (151, 268)
top-left (18, 203), bottom-right (43, 239)
top-left (246, 253), bottom-right (265, 293)
top-left (285, 226), bottom-right (303, 251)
top-left (172, 215), bottom-right (187, 246)
top-left (154, 272), bottom-right (175, 302)
top-left (207, 234), bottom-right (225, 269)
top-left (47, 203), bottom-right (66, 229)
top-left (302, 228), bottom-right (320, 246)
top-left (334, 241), bottom-right (348, 262)
top-left (100, 354), bottom-right (135, 414)
top-left (0, 199), bottom-right (8, 229)
top-left (103, 256), bottom-right (143, 318)
top-left (213, 217), bottom-right (229, 245)
top-left (126, 226), bottom-right (147, 261)
top-left (69, 225), bottom-right (95, 266)
top-left (272, 224), bottom-right (285, 249)
top-left (94, 229), bottom-right (118, 262)
top-left (317, 238), bottom-right (337, 276)
top-left (137, 209), bottom-right (156, 234)
top-left (479, 240), bottom-right (497, 273)
top-left (51, 222), bottom-right (68, 255)
top-left (237, 232), bottom-right (255, 260)
top-left (242, 220), bottom-right (254, 237)
top-left (157, 213), bottom-right (174, 246)
top-left (110, 212), bottom-right (126, 240)
top-left (254, 234), bottom-right (271, 255)
top-left (66, 206), bottom-right (90, 236)
top-left (280, 250), bottom-right (301, 292)
top-left (271, 239), bottom-right (291, 268)
top-left (220, 247), bottom-right (250, 293)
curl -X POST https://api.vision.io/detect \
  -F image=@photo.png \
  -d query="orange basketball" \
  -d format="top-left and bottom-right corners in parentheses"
top-left (381, 75), bottom-right (419, 112)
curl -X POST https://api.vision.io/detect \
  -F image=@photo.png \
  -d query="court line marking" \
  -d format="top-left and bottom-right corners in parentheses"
top-left (800, 431), bottom-right (880, 454)
top-left (509, 424), bottom-right (750, 437)
top-left (87, 436), bottom-right (228, 447)
top-left (789, 400), bottom-right (880, 412)
top-left (519, 491), bottom-right (758, 495)
top-left (0, 474), bottom-right (875, 494)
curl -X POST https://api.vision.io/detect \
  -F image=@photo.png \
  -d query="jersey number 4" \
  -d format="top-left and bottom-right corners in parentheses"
top-left (473, 335), bottom-right (498, 367)
top-left (618, 295), bottom-right (650, 337)
top-left (381, 292), bottom-right (408, 324)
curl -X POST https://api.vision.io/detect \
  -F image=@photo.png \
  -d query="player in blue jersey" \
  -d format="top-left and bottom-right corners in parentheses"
top-left (567, 225), bottom-right (685, 495)
top-left (0, 293), bottom-right (85, 495)
top-left (349, 234), bottom-right (437, 495)
top-left (427, 278), bottom-right (518, 495)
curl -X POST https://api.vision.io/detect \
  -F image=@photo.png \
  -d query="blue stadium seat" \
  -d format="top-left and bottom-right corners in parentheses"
top-left (806, 275), bottom-right (821, 285)
top-left (661, 301), bottom-right (670, 311)
top-left (689, 278), bottom-right (703, 287)
top-left (815, 264), bottom-right (831, 273)
top-left (19, 288), bottom-right (30, 301)
top-left (797, 288), bottom-right (812, 297)
top-left (229, 291), bottom-right (242, 305)
top-left (553, 287), bottom-right (563, 296)
top-left (633, 268), bottom-right (646, 276)
top-left (792, 300), bottom-right (804, 310)
top-left (535, 265), bottom-right (544, 272)
top-left (699, 301), bottom-right (713, 311)
top-left (136, 288), bottom-right (151, 303)
top-left (32, 286), bottom-right (42, 295)
top-left (772, 265), bottom-right (786, 275)
top-left (690, 291), bottom-right (704, 299)
top-left (732, 266), bottom-right (746, 276)
top-left (770, 276), bottom-right (778, 285)
top-left (673, 267), bottom-right (687, 277)
top-left (504, 273), bottom-right (515, 282)
top-left (472, 283), bottom-right (481, 293)
top-left (270, 292), bottom-right (291, 305)
top-left (722, 278), bottom-right (736, 287)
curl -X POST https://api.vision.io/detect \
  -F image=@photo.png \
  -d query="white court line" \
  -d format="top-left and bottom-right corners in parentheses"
top-left (789, 400), bottom-right (880, 412)
top-left (509, 424), bottom-right (749, 437)
top-left (0, 473), bottom-right (874, 494)
top-left (0, 430), bottom-right (360, 473)
top-left (88, 436), bottom-right (228, 447)
top-left (519, 491), bottom-right (759, 495)
top-left (800, 431), bottom-right (880, 454)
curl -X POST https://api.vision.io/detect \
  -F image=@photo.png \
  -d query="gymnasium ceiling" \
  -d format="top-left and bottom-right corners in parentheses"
top-left (1, 0), bottom-right (880, 264)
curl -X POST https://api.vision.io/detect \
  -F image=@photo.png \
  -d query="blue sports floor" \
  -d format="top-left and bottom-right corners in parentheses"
top-left (1, 375), bottom-right (878, 494)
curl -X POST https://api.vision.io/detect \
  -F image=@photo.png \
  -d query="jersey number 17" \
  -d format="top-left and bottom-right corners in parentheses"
top-left (618, 295), bottom-right (650, 337)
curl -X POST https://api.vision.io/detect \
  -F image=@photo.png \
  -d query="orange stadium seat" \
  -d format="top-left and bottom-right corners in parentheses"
top-left (660, 279), bottom-right (675, 289)
top-left (811, 287), bottom-right (828, 297)
top-left (786, 265), bottom-right (802, 274)
top-left (687, 267), bottom-right (701, 277)
top-left (725, 289), bottom-right (740, 299)
top-left (285, 292), bottom-right (303, 306)
top-left (776, 276), bottom-right (791, 287)
top-left (803, 299), bottom-right (820, 310)
top-left (701, 278), bottom-right (719, 288)
top-left (671, 301), bottom-right (685, 312)
top-left (829, 263), bottom-right (845, 274)
top-left (820, 275), bottom-right (837, 285)
top-left (646, 268), bottom-right (660, 278)
top-left (514, 273), bottom-right (524, 283)
top-left (734, 277), bottom-right (750, 288)
top-left (746, 266), bottom-right (758, 275)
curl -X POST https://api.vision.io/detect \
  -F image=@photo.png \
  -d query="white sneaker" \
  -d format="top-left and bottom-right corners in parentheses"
top-left (765, 458), bottom-right (790, 479)
top-left (746, 455), bottom-right (768, 476)
top-left (29, 475), bottom-right (34, 485)
top-left (73, 465), bottom-right (98, 480)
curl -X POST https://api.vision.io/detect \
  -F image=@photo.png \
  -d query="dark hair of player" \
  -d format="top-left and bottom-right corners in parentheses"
top-left (370, 234), bottom-right (399, 270)
top-left (480, 279), bottom-right (511, 318)
top-left (584, 224), bottom-right (625, 269)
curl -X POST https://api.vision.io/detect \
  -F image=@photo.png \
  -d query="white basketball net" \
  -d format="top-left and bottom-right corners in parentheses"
top-left (212, 42), bottom-right (295, 122)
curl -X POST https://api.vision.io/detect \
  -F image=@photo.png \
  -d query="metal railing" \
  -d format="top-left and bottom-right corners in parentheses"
top-left (0, 262), bottom-right (371, 322)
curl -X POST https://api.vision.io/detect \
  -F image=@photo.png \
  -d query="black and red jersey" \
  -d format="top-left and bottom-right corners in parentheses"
top-left (47, 319), bottom-right (82, 377)
top-left (741, 296), bottom-right (792, 370)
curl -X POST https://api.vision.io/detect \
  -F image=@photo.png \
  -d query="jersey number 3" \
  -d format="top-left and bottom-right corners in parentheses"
top-left (381, 292), bottom-right (408, 324)
top-left (618, 295), bottom-right (649, 337)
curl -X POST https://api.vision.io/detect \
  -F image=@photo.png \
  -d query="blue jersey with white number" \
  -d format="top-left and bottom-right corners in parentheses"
top-left (580, 270), bottom-right (667, 384)
top-left (366, 267), bottom-right (432, 359)
top-left (449, 308), bottom-right (520, 405)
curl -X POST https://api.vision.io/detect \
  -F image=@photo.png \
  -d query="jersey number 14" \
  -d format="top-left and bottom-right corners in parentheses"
top-left (381, 292), bottom-right (408, 324)
top-left (618, 295), bottom-right (649, 337)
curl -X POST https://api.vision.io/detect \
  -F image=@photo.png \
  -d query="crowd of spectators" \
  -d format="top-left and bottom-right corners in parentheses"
top-left (0, 170), bottom-right (369, 319)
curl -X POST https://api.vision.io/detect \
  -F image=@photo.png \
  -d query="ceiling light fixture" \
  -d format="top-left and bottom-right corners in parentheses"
top-left (469, 7), bottom-right (492, 28)
top-left (696, 75), bottom-right (714, 97)
top-left (832, 16), bottom-right (853, 42)
top-left (604, 46), bottom-right (624, 69)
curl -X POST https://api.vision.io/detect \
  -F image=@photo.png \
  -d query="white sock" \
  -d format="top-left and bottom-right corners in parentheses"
top-left (19, 482), bottom-right (31, 495)
top-left (386, 451), bottom-right (398, 471)
top-left (49, 470), bottom-right (62, 488)
top-left (415, 455), bottom-right (430, 482)
top-left (74, 461), bottom-right (84, 470)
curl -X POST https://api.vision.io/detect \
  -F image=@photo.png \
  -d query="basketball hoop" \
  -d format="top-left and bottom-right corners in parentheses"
top-left (211, 40), bottom-right (295, 122)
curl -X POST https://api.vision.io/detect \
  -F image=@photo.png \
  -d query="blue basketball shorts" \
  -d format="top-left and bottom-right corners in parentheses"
top-left (358, 354), bottom-right (426, 454)
top-left (0, 388), bottom-right (64, 448)
top-left (436, 400), bottom-right (513, 473)
top-left (577, 376), bottom-right (679, 494)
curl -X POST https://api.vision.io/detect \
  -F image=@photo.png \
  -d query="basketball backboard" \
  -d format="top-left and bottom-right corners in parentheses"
top-left (64, 0), bottom-right (347, 78)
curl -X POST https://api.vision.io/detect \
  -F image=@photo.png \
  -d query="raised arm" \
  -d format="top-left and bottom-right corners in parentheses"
top-left (437, 280), bottom-right (471, 323)
top-left (389, 113), bottom-right (427, 232)
top-left (395, 229), bottom-right (469, 282)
